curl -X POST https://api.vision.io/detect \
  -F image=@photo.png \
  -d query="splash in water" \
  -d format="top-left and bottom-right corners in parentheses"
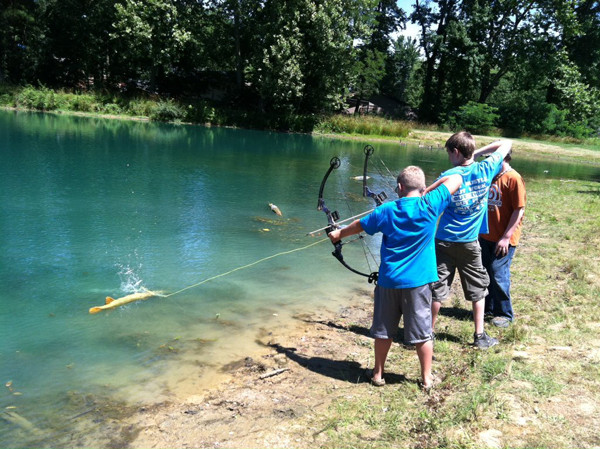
top-left (117, 263), bottom-right (145, 293)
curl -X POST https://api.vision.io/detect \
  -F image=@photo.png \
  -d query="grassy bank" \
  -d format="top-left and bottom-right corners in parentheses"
top-left (2, 84), bottom-right (408, 135)
top-left (397, 130), bottom-right (600, 166)
top-left (5, 85), bottom-right (600, 160)
top-left (312, 177), bottom-right (600, 448)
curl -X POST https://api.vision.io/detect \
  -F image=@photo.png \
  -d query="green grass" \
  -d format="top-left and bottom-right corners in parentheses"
top-left (314, 114), bottom-right (412, 138)
top-left (311, 177), bottom-right (600, 448)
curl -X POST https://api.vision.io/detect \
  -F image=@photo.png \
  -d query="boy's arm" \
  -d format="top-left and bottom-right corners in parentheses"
top-left (495, 207), bottom-right (525, 256)
top-left (473, 140), bottom-right (512, 159)
top-left (441, 173), bottom-right (463, 195)
top-left (328, 219), bottom-right (363, 243)
top-left (422, 174), bottom-right (463, 195)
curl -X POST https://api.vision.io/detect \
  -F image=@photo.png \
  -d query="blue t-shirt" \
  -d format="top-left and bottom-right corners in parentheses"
top-left (435, 152), bottom-right (503, 242)
top-left (359, 185), bottom-right (452, 289)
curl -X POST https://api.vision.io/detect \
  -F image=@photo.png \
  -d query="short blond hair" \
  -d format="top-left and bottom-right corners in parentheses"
top-left (397, 165), bottom-right (426, 192)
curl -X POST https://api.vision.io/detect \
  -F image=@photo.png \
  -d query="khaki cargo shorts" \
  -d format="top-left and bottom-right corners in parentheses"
top-left (432, 239), bottom-right (489, 303)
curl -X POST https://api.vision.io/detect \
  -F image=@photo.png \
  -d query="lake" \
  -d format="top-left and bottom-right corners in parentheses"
top-left (0, 110), bottom-right (597, 446)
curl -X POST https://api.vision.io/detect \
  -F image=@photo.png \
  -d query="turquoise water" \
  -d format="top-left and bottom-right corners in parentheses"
top-left (1, 110), bottom-right (598, 446)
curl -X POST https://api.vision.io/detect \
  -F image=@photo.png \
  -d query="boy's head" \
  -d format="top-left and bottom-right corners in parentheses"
top-left (445, 131), bottom-right (476, 159)
top-left (396, 166), bottom-right (426, 196)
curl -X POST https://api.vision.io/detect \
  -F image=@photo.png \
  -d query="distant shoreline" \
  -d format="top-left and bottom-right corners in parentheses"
top-left (3, 105), bottom-right (600, 165)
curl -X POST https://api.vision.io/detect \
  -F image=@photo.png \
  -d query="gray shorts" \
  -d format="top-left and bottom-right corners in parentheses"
top-left (432, 239), bottom-right (489, 303)
top-left (370, 284), bottom-right (434, 345)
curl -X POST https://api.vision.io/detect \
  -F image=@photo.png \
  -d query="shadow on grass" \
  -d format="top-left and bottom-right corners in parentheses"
top-left (439, 305), bottom-right (472, 322)
top-left (299, 317), bottom-right (460, 347)
top-left (298, 318), bottom-right (370, 338)
top-left (432, 331), bottom-right (462, 343)
top-left (267, 342), bottom-right (410, 386)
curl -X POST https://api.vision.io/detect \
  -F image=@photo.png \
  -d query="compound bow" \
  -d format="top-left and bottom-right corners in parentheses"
top-left (316, 146), bottom-right (389, 284)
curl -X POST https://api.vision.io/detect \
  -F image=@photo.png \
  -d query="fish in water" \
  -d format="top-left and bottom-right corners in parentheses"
top-left (89, 290), bottom-right (161, 314)
top-left (350, 175), bottom-right (370, 181)
top-left (1, 410), bottom-right (43, 436)
top-left (268, 203), bottom-right (282, 216)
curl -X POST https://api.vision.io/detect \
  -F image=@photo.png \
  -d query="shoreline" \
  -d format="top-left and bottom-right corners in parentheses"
top-left (65, 293), bottom-right (377, 448)
top-left (128, 296), bottom-right (376, 449)
top-left (4, 106), bottom-right (599, 166)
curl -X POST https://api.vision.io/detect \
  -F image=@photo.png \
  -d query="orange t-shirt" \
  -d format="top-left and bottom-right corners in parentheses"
top-left (480, 169), bottom-right (526, 246)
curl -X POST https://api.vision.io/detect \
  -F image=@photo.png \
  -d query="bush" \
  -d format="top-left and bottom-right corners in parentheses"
top-left (0, 93), bottom-right (12, 106)
top-left (150, 100), bottom-right (186, 122)
top-left (127, 98), bottom-right (157, 117)
top-left (184, 100), bottom-right (216, 123)
top-left (270, 113), bottom-right (320, 133)
top-left (315, 114), bottom-right (411, 137)
top-left (100, 103), bottom-right (123, 115)
top-left (69, 94), bottom-right (97, 112)
top-left (15, 86), bottom-right (58, 110)
top-left (449, 101), bottom-right (499, 134)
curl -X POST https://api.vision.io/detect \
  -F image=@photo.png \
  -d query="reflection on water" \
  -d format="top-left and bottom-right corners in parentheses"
top-left (0, 110), bottom-right (598, 446)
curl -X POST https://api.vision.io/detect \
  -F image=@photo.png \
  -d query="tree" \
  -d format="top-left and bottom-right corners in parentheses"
top-left (460, 0), bottom-right (538, 105)
top-left (245, 0), bottom-right (365, 114)
top-left (410, 0), bottom-right (570, 126)
top-left (553, 0), bottom-right (600, 89)
top-left (246, 1), bottom-right (304, 113)
top-left (35, 0), bottom-right (117, 87)
top-left (111, 0), bottom-right (192, 90)
top-left (411, 0), bottom-right (460, 122)
top-left (352, 48), bottom-right (386, 114)
top-left (551, 51), bottom-right (600, 133)
top-left (381, 36), bottom-right (422, 109)
top-left (370, 0), bottom-right (405, 53)
top-left (352, 0), bottom-right (405, 114)
top-left (0, 0), bottom-right (46, 83)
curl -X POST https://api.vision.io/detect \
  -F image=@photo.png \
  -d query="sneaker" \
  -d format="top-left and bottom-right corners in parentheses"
top-left (473, 332), bottom-right (498, 349)
top-left (491, 316), bottom-right (511, 328)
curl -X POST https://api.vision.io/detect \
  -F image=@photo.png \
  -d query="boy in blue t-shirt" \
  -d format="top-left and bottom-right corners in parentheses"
top-left (430, 132), bottom-right (512, 349)
top-left (328, 166), bottom-right (462, 390)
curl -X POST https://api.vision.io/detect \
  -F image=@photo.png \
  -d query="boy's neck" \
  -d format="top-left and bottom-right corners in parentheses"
top-left (457, 156), bottom-right (474, 167)
top-left (403, 190), bottom-right (422, 198)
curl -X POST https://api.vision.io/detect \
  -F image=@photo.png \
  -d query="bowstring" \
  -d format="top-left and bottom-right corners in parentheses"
top-left (371, 156), bottom-right (398, 193)
top-left (340, 187), bottom-right (378, 274)
top-left (346, 156), bottom-right (398, 274)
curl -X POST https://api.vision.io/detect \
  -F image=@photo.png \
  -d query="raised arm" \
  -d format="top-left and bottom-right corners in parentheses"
top-left (473, 140), bottom-right (512, 159)
top-left (422, 173), bottom-right (463, 196)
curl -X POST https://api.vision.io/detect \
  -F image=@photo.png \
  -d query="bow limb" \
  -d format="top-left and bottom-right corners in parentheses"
top-left (317, 155), bottom-right (378, 284)
top-left (317, 157), bottom-right (341, 227)
top-left (331, 240), bottom-right (378, 283)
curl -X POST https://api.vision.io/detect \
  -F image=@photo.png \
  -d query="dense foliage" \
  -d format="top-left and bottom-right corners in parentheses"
top-left (1, 0), bottom-right (599, 137)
